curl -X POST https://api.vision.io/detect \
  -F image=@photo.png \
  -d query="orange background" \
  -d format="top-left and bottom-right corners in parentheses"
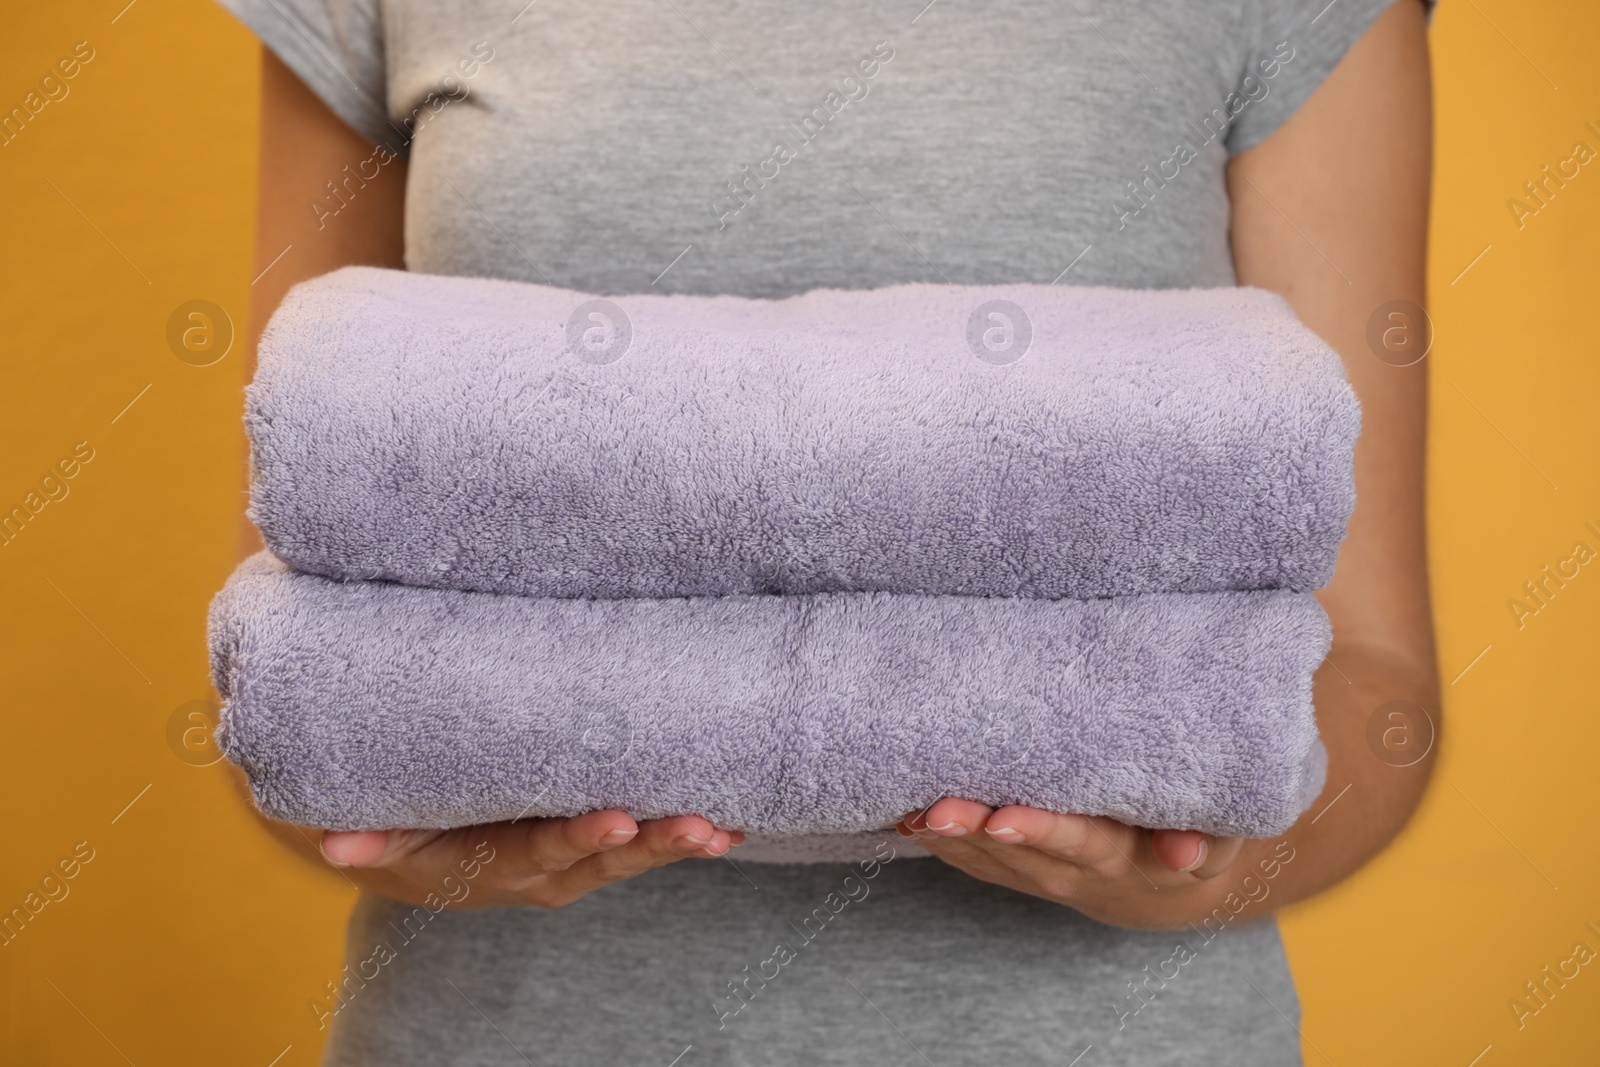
top-left (1, 1), bottom-right (1596, 1063)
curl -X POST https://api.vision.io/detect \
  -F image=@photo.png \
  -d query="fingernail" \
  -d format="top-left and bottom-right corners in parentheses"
top-left (600, 828), bottom-right (637, 848)
top-left (701, 837), bottom-right (729, 857)
top-left (928, 821), bottom-right (967, 837)
top-left (1179, 839), bottom-right (1208, 873)
top-left (675, 833), bottom-right (713, 850)
top-left (986, 826), bottom-right (1025, 844)
top-left (319, 833), bottom-right (353, 867)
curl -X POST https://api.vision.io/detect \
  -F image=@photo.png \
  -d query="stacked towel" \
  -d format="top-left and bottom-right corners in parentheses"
top-left (210, 267), bottom-right (1358, 840)
top-left (212, 553), bottom-right (1330, 837)
top-left (246, 270), bottom-right (1355, 599)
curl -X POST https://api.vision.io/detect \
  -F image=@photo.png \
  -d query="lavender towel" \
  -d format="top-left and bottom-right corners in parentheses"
top-left (210, 553), bottom-right (1330, 838)
top-left (246, 267), bottom-right (1358, 600)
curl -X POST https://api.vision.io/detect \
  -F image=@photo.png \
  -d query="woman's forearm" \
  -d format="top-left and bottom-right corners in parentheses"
top-left (1220, 0), bottom-right (1437, 920)
top-left (1202, 638), bottom-right (1439, 921)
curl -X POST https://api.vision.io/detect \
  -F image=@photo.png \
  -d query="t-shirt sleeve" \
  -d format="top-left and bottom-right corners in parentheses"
top-left (215, 0), bottom-right (400, 152)
top-left (1225, 0), bottom-right (1430, 156)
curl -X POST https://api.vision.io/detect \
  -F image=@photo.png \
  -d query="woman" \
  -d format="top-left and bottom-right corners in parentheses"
top-left (224, 0), bottom-right (1439, 1062)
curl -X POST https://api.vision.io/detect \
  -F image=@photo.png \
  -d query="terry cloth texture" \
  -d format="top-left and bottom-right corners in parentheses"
top-left (247, 267), bottom-right (1360, 601)
top-left (211, 552), bottom-right (1330, 838)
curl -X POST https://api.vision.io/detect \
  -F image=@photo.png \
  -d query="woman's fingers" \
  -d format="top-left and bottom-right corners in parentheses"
top-left (909, 803), bottom-right (1245, 882)
top-left (910, 797), bottom-right (994, 836)
top-left (904, 800), bottom-right (1262, 922)
top-left (1148, 828), bottom-right (1206, 872)
top-left (905, 804), bottom-right (1132, 877)
top-left (317, 811), bottom-right (747, 905)
top-left (982, 807), bottom-right (1131, 868)
top-left (538, 816), bottom-right (733, 906)
top-left (320, 811), bottom-right (635, 880)
top-left (321, 827), bottom-right (450, 869)
top-left (913, 833), bottom-right (1026, 888)
top-left (907, 803), bottom-right (1132, 869)
top-left (320, 829), bottom-right (397, 868)
top-left (498, 809), bottom-right (644, 878)
top-left (1149, 828), bottom-right (1244, 878)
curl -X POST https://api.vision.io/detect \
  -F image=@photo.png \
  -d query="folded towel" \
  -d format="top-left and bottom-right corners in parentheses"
top-left (246, 268), bottom-right (1358, 601)
top-left (210, 553), bottom-right (1330, 839)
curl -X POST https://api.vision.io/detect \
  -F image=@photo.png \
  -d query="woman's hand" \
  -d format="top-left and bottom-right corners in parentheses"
top-left (900, 799), bottom-right (1249, 930)
top-left (315, 810), bottom-right (742, 910)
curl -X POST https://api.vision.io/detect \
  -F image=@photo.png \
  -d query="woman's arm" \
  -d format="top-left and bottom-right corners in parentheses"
top-left (231, 52), bottom-right (739, 909)
top-left (1224, 0), bottom-right (1437, 904)
top-left (904, 0), bottom-right (1439, 927)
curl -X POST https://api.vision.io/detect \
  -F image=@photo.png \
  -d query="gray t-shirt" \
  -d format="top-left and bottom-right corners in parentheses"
top-left (218, 0), bottom-right (1401, 1062)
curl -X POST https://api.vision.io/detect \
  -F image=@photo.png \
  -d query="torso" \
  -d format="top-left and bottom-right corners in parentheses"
top-left (317, 1), bottom-right (1331, 1061)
